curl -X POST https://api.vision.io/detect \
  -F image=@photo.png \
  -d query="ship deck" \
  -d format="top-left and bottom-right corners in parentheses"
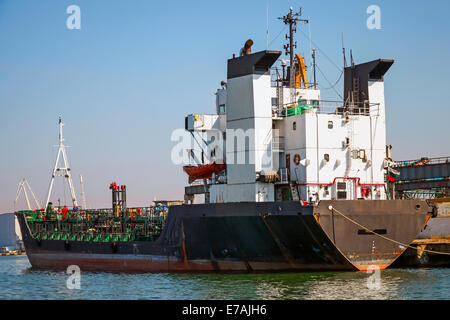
top-left (19, 208), bottom-right (165, 243)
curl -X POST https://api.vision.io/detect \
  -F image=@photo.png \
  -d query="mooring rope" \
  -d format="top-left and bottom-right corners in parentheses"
top-left (327, 205), bottom-right (450, 256)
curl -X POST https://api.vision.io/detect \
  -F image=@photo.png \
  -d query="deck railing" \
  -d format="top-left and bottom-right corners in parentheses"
top-left (393, 156), bottom-right (450, 167)
top-left (272, 100), bottom-right (381, 118)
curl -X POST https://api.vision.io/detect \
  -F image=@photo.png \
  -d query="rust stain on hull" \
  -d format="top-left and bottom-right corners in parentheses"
top-left (180, 222), bottom-right (190, 269)
top-left (27, 252), bottom-right (352, 273)
top-left (354, 264), bottom-right (390, 271)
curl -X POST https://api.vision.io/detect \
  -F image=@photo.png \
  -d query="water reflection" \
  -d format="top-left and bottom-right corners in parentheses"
top-left (1, 256), bottom-right (448, 300)
top-left (171, 269), bottom-right (449, 300)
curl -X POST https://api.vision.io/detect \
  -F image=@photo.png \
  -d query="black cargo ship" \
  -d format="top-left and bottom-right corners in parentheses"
top-left (17, 199), bottom-right (433, 272)
top-left (15, 8), bottom-right (436, 273)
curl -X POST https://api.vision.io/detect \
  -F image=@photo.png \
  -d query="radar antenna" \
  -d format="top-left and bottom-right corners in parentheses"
top-left (278, 7), bottom-right (309, 101)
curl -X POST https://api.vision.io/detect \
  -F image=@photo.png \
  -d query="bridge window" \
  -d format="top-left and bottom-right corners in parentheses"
top-left (337, 182), bottom-right (346, 190)
top-left (337, 191), bottom-right (347, 199)
top-left (337, 181), bottom-right (347, 199)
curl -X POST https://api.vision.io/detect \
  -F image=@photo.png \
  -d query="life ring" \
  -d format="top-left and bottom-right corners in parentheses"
top-left (293, 154), bottom-right (301, 165)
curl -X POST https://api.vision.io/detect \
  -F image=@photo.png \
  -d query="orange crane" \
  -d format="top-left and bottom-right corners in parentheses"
top-left (295, 54), bottom-right (308, 88)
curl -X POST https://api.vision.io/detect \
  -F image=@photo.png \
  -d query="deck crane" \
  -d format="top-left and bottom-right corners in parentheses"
top-left (14, 178), bottom-right (42, 210)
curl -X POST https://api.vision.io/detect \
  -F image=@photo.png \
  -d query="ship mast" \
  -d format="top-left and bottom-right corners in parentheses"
top-left (278, 7), bottom-right (309, 88)
top-left (45, 117), bottom-right (78, 209)
top-left (80, 174), bottom-right (87, 209)
top-left (312, 48), bottom-right (317, 89)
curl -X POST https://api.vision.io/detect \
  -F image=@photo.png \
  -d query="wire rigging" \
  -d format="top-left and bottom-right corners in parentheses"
top-left (329, 206), bottom-right (450, 256)
top-left (296, 27), bottom-right (343, 72)
top-left (268, 25), bottom-right (287, 47)
top-left (287, 19), bottom-right (345, 99)
top-left (321, 69), bottom-right (344, 90)
top-left (316, 64), bottom-right (343, 100)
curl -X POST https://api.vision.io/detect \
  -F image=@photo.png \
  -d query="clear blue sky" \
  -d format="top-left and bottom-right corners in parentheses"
top-left (1, 0), bottom-right (449, 212)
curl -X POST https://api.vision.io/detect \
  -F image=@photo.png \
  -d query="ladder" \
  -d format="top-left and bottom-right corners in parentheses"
top-left (289, 64), bottom-right (297, 105)
top-left (276, 79), bottom-right (284, 115)
top-left (274, 67), bottom-right (284, 116)
top-left (352, 77), bottom-right (360, 111)
top-left (289, 183), bottom-right (300, 201)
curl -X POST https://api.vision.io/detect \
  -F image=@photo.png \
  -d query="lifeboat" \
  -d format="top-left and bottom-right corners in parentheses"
top-left (183, 163), bottom-right (226, 182)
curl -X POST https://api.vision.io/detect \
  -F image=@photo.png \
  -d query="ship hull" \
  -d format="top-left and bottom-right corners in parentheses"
top-left (17, 200), bottom-right (431, 273)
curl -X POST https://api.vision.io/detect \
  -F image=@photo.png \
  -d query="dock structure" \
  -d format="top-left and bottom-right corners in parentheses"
top-left (0, 252), bottom-right (26, 256)
top-left (393, 156), bottom-right (450, 198)
top-left (389, 157), bottom-right (450, 267)
top-left (391, 216), bottom-right (450, 268)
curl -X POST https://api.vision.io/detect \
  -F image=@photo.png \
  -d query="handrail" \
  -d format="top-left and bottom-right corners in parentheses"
top-left (272, 99), bottom-right (381, 118)
top-left (393, 156), bottom-right (450, 167)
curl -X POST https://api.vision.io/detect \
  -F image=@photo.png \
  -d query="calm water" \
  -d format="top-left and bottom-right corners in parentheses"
top-left (0, 256), bottom-right (449, 300)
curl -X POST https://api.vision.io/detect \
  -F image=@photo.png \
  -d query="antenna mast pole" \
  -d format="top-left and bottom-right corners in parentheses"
top-left (279, 7), bottom-right (309, 84)
top-left (279, 7), bottom-right (309, 104)
top-left (266, 2), bottom-right (269, 49)
top-left (312, 48), bottom-right (317, 89)
top-left (342, 33), bottom-right (347, 68)
top-left (80, 174), bottom-right (87, 209)
top-left (45, 117), bottom-right (78, 210)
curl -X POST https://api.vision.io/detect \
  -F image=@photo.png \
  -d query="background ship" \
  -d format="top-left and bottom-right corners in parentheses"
top-left (16, 8), bottom-right (439, 272)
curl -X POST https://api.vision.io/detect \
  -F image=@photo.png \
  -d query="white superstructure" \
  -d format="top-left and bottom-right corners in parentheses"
top-left (184, 50), bottom-right (395, 205)
top-left (184, 8), bottom-right (395, 205)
